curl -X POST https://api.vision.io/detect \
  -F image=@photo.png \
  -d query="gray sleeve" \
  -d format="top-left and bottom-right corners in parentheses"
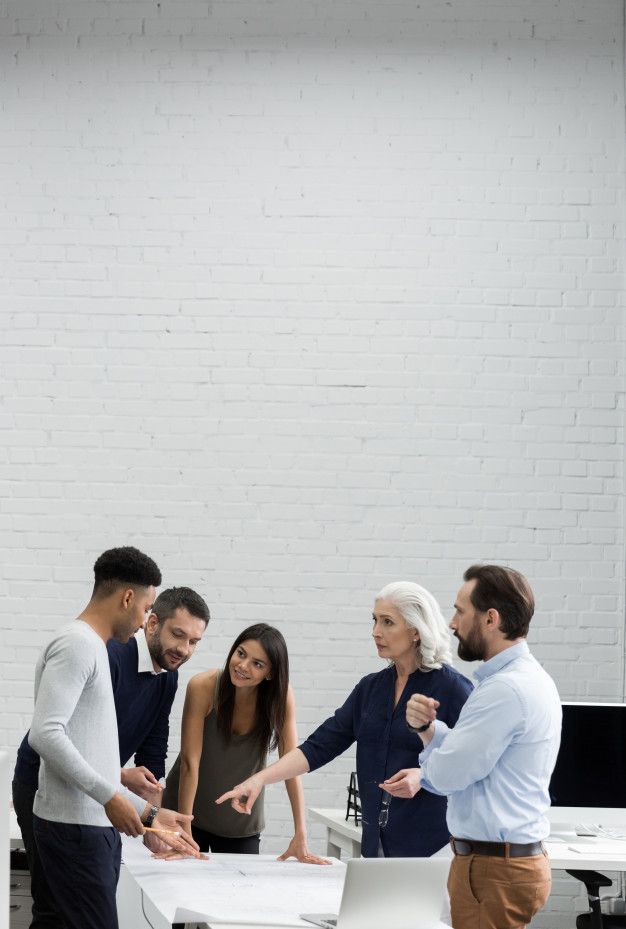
top-left (120, 785), bottom-right (148, 816)
top-left (28, 635), bottom-right (119, 808)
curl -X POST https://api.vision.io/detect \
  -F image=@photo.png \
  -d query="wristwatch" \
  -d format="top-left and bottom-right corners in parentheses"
top-left (409, 721), bottom-right (432, 733)
top-left (143, 805), bottom-right (158, 827)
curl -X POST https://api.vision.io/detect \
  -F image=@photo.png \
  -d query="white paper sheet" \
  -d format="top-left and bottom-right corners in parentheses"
top-left (568, 841), bottom-right (626, 856)
top-left (122, 836), bottom-right (346, 927)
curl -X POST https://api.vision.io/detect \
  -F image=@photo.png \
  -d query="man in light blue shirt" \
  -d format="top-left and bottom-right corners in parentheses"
top-left (402, 564), bottom-right (561, 929)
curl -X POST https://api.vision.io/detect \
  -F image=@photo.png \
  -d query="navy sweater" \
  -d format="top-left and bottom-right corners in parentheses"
top-left (299, 663), bottom-right (472, 858)
top-left (14, 636), bottom-right (178, 789)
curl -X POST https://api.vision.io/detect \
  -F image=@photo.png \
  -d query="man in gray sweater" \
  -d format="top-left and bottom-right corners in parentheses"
top-left (28, 546), bottom-right (201, 929)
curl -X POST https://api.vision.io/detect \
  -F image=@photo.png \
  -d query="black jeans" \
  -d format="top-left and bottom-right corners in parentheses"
top-left (33, 815), bottom-right (121, 929)
top-left (12, 778), bottom-right (64, 929)
top-left (191, 823), bottom-right (261, 854)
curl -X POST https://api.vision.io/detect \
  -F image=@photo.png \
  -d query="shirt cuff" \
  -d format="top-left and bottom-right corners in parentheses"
top-left (419, 719), bottom-right (449, 764)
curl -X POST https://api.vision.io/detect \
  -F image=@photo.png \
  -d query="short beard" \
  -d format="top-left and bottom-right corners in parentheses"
top-left (455, 628), bottom-right (485, 663)
top-left (146, 629), bottom-right (171, 671)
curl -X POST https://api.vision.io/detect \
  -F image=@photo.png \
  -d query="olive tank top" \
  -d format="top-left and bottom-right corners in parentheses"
top-left (162, 676), bottom-right (266, 837)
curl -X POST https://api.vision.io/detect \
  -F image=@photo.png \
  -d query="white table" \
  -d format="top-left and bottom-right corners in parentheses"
top-left (308, 807), bottom-right (362, 859)
top-left (306, 807), bottom-right (626, 888)
top-left (118, 837), bottom-right (348, 929)
top-left (117, 838), bottom-right (450, 929)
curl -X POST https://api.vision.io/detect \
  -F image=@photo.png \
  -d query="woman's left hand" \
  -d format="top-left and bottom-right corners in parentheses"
top-left (378, 768), bottom-right (422, 799)
top-left (277, 834), bottom-right (331, 865)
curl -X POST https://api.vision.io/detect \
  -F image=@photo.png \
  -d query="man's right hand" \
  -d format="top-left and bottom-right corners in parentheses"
top-left (148, 809), bottom-right (207, 860)
top-left (121, 766), bottom-right (164, 804)
top-left (406, 694), bottom-right (439, 735)
top-left (104, 793), bottom-right (145, 836)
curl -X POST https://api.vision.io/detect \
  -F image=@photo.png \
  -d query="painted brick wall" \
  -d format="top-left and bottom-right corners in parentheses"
top-left (0, 1), bottom-right (624, 925)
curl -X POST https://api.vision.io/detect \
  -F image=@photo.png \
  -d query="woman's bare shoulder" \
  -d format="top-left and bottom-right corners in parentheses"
top-left (186, 669), bottom-right (220, 705)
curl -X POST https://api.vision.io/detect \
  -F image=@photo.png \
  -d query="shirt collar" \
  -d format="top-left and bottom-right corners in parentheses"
top-left (135, 626), bottom-right (165, 675)
top-left (473, 640), bottom-right (529, 683)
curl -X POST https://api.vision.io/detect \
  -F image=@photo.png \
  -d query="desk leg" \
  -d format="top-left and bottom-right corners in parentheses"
top-left (327, 837), bottom-right (342, 859)
top-left (350, 839), bottom-right (361, 859)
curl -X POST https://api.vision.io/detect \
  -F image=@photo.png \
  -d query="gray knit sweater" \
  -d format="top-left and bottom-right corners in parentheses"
top-left (29, 620), bottom-right (146, 826)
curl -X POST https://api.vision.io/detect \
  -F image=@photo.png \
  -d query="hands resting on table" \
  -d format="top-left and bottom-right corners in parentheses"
top-left (104, 793), bottom-right (206, 859)
top-left (142, 773), bottom-right (327, 864)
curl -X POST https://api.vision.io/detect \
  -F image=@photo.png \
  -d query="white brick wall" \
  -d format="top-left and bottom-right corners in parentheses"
top-left (1, 1), bottom-right (624, 925)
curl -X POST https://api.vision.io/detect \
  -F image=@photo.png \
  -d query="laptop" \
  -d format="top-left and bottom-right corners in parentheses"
top-left (300, 857), bottom-right (449, 929)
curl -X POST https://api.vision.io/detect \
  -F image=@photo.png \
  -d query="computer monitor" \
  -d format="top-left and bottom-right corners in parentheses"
top-left (548, 702), bottom-right (626, 827)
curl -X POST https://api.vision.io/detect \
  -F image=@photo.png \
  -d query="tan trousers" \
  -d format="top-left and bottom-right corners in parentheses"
top-left (448, 851), bottom-right (552, 929)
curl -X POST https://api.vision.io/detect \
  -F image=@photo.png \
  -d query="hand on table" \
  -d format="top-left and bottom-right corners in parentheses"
top-left (143, 830), bottom-right (170, 856)
top-left (277, 834), bottom-right (331, 865)
top-left (149, 809), bottom-right (205, 859)
top-left (379, 768), bottom-right (422, 799)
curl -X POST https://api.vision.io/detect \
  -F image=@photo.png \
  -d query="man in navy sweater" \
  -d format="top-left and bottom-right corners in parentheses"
top-left (13, 584), bottom-right (211, 929)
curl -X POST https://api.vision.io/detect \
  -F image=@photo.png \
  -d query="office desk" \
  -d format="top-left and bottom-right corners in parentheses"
top-left (307, 808), bottom-right (626, 873)
top-left (308, 807), bottom-right (362, 859)
top-left (118, 837), bottom-right (347, 929)
top-left (117, 838), bottom-right (449, 929)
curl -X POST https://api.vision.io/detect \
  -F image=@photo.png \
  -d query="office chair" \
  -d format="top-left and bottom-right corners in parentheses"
top-left (567, 870), bottom-right (626, 929)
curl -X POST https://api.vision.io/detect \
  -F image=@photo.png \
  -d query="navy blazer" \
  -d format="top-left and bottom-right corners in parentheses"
top-left (300, 663), bottom-right (472, 857)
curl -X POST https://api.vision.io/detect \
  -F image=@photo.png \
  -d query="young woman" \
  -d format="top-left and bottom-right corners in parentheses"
top-left (161, 623), bottom-right (328, 863)
top-left (217, 582), bottom-right (474, 858)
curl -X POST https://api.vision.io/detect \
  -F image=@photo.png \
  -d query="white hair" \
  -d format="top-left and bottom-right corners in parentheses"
top-left (376, 581), bottom-right (453, 671)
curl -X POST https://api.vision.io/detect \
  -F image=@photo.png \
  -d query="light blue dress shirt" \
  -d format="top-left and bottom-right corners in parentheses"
top-left (419, 641), bottom-right (562, 843)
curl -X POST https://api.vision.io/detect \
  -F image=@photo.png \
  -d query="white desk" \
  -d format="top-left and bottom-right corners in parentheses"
top-left (545, 833), bottom-right (626, 872)
top-left (307, 808), bottom-right (626, 874)
top-left (118, 837), bottom-right (348, 929)
top-left (117, 838), bottom-right (449, 929)
top-left (308, 807), bottom-right (362, 859)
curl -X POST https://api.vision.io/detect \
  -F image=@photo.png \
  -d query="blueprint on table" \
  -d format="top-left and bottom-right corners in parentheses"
top-left (121, 836), bottom-right (346, 927)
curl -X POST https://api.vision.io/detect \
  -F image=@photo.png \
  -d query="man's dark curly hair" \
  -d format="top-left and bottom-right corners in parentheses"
top-left (152, 587), bottom-right (210, 626)
top-left (93, 546), bottom-right (162, 597)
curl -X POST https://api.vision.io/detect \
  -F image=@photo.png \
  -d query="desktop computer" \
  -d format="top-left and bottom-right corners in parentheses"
top-left (548, 701), bottom-right (626, 832)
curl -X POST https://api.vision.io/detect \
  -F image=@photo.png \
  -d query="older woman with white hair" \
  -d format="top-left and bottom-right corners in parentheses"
top-left (217, 581), bottom-right (472, 858)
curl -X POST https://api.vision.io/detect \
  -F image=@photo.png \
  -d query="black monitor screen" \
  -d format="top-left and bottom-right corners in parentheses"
top-left (549, 703), bottom-right (626, 809)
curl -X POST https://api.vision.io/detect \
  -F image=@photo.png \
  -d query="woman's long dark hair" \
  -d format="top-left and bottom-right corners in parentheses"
top-left (215, 623), bottom-right (289, 758)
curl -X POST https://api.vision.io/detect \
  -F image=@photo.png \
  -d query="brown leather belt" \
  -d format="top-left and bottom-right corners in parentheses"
top-left (450, 838), bottom-right (544, 858)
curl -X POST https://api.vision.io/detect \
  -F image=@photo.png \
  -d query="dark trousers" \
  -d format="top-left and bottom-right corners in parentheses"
top-left (191, 823), bottom-right (261, 854)
top-left (12, 779), bottom-right (64, 929)
top-left (33, 814), bottom-right (121, 929)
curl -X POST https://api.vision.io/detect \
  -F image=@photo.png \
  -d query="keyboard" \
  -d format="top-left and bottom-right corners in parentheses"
top-left (575, 823), bottom-right (626, 840)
